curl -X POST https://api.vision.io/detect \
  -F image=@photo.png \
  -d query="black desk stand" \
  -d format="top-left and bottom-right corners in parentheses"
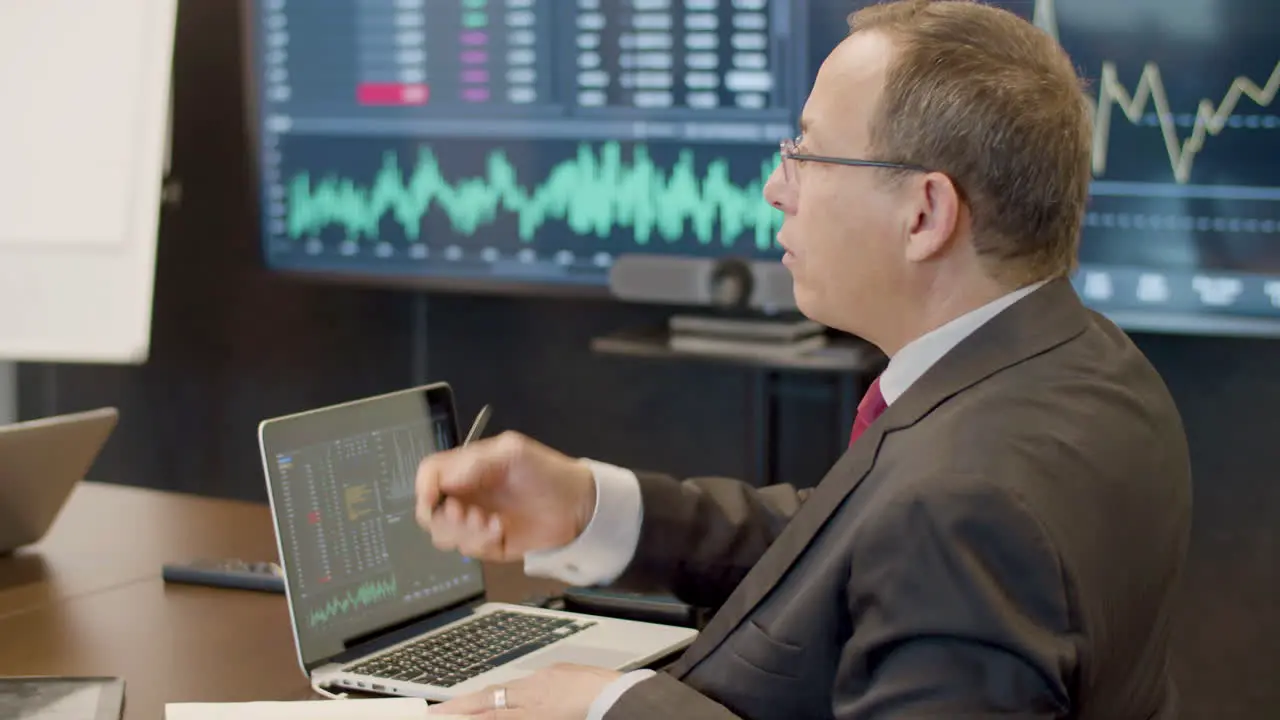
top-left (590, 325), bottom-right (885, 486)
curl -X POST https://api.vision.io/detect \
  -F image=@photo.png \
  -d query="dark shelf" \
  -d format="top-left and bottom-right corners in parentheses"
top-left (589, 325), bottom-right (883, 374)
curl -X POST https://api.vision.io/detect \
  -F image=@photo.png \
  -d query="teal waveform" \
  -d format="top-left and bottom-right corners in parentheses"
top-left (307, 575), bottom-right (398, 628)
top-left (285, 142), bottom-right (783, 251)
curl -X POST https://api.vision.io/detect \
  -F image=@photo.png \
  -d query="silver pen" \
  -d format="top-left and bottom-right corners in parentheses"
top-left (463, 404), bottom-right (491, 446)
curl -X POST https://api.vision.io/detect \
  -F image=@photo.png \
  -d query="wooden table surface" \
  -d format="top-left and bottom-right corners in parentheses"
top-left (0, 481), bottom-right (561, 719)
top-left (0, 483), bottom-right (282, 619)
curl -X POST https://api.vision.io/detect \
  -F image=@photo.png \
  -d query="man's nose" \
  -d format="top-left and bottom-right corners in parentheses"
top-left (762, 161), bottom-right (792, 212)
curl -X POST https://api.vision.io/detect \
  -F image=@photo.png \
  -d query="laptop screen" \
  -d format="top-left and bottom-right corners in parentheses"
top-left (259, 384), bottom-right (485, 667)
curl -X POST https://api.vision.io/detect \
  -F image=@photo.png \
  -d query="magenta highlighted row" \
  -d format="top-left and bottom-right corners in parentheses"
top-left (457, 30), bottom-right (490, 101)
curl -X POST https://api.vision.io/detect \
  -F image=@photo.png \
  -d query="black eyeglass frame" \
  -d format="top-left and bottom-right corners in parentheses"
top-left (778, 136), bottom-right (931, 182)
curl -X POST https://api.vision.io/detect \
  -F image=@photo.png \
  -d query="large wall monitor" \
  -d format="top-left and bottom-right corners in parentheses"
top-left (246, 0), bottom-right (1280, 336)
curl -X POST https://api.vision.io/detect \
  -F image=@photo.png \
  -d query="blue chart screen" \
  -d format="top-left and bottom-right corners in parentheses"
top-left (270, 411), bottom-right (481, 665)
top-left (249, 0), bottom-right (1280, 332)
top-left (1040, 0), bottom-right (1280, 330)
top-left (252, 0), bottom-right (805, 288)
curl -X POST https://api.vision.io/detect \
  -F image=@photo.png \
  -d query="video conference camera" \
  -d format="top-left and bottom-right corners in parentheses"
top-left (608, 255), bottom-right (797, 314)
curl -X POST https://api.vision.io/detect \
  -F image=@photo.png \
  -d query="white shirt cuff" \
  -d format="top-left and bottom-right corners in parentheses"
top-left (522, 459), bottom-right (642, 586)
top-left (587, 669), bottom-right (655, 720)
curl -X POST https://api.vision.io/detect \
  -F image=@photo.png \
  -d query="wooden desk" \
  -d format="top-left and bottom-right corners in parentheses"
top-left (0, 482), bottom-right (279, 618)
top-left (0, 576), bottom-right (307, 715)
top-left (0, 481), bottom-right (560, 719)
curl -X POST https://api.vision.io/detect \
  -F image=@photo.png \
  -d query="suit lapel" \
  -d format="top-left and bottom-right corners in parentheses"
top-left (669, 278), bottom-right (1092, 679)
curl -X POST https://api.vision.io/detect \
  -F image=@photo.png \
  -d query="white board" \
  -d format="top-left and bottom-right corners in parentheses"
top-left (0, 0), bottom-right (177, 363)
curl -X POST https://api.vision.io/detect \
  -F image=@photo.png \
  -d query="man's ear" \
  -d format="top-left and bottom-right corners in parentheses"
top-left (904, 172), bottom-right (961, 263)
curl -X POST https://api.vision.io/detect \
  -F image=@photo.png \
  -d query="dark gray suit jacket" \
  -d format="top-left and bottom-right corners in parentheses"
top-left (603, 279), bottom-right (1192, 720)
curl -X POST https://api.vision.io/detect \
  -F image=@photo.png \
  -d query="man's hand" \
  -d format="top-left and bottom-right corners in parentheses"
top-left (427, 663), bottom-right (623, 719)
top-left (415, 431), bottom-right (597, 562)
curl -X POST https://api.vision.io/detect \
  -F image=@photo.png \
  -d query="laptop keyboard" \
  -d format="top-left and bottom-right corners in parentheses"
top-left (345, 610), bottom-right (597, 688)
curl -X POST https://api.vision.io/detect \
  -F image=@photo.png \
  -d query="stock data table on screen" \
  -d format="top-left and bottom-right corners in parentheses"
top-left (249, 0), bottom-right (1280, 332)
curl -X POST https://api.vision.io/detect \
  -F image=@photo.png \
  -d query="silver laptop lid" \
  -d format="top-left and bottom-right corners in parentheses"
top-left (0, 406), bottom-right (118, 554)
top-left (258, 383), bottom-right (485, 672)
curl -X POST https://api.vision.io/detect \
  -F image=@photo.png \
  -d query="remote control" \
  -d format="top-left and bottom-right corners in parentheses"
top-left (161, 558), bottom-right (286, 593)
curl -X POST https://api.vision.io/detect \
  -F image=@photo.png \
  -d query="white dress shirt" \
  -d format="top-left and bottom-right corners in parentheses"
top-left (522, 281), bottom-right (1046, 719)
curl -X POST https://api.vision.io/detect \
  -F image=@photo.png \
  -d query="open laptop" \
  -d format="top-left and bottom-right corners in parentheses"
top-left (257, 383), bottom-right (698, 701)
top-left (0, 407), bottom-right (119, 554)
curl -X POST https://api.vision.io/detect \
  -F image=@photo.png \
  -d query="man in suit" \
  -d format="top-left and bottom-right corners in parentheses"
top-left (415, 1), bottom-right (1193, 718)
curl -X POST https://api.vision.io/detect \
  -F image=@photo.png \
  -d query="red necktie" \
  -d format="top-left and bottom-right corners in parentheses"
top-left (849, 376), bottom-right (888, 447)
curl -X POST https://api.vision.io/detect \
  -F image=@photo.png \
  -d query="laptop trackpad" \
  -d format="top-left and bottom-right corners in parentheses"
top-left (514, 644), bottom-right (636, 671)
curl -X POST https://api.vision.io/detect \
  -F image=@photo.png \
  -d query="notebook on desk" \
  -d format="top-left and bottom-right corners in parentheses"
top-left (257, 382), bottom-right (697, 703)
top-left (166, 697), bottom-right (462, 719)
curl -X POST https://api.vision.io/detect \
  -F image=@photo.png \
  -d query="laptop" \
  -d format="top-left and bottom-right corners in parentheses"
top-left (0, 407), bottom-right (119, 555)
top-left (257, 383), bottom-right (698, 701)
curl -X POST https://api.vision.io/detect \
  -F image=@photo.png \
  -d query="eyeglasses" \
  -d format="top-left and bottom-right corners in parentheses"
top-left (778, 136), bottom-right (930, 184)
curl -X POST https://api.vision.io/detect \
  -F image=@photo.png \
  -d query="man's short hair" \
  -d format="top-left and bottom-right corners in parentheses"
top-left (848, 0), bottom-right (1093, 284)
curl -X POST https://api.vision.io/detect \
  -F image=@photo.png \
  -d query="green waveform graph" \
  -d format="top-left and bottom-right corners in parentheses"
top-left (307, 574), bottom-right (398, 628)
top-left (284, 142), bottom-right (784, 252)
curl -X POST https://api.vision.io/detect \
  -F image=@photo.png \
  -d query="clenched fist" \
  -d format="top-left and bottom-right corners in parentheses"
top-left (415, 431), bottom-right (596, 562)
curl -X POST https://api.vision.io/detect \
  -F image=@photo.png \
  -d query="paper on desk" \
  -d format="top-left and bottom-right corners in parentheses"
top-left (165, 697), bottom-right (467, 719)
